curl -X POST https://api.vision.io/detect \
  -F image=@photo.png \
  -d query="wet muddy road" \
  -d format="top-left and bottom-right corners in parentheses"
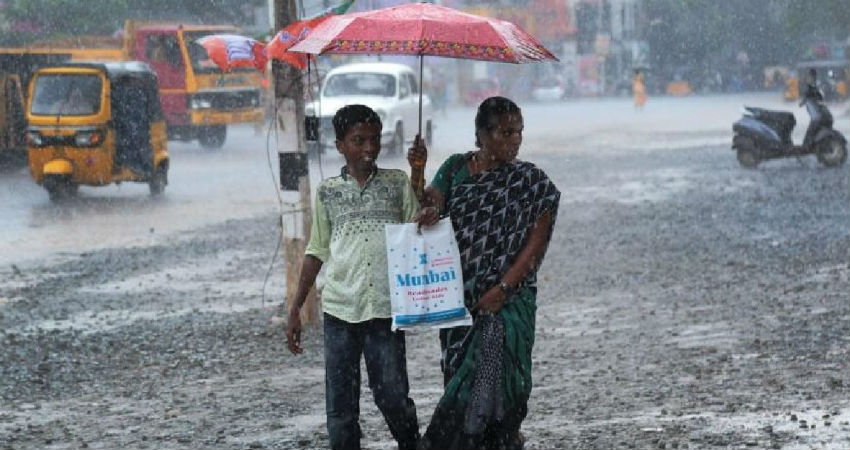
top-left (1, 95), bottom-right (849, 449)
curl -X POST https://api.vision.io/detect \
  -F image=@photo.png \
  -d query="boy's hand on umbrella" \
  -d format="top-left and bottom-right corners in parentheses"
top-left (407, 134), bottom-right (427, 169)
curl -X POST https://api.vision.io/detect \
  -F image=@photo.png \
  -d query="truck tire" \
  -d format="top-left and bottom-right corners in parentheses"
top-left (387, 124), bottom-right (403, 155)
top-left (816, 137), bottom-right (847, 168)
top-left (149, 164), bottom-right (167, 196)
top-left (198, 125), bottom-right (226, 149)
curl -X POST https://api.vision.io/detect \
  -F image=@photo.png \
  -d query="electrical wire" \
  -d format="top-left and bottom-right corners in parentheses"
top-left (260, 59), bottom-right (331, 307)
top-left (260, 77), bottom-right (303, 307)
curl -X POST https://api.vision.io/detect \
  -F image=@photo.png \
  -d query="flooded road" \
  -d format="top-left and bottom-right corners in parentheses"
top-left (1, 92), bottom-right (805, 267)
top-left (1, 93), bottom-right (848, 450)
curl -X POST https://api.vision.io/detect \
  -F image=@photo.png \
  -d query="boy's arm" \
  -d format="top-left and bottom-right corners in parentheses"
top-left (401, 170), bottom-right (421, 222)
top-left (287, 189), bottom-right (330, 355)
top-left (286, 255), bottom-right (323, 355)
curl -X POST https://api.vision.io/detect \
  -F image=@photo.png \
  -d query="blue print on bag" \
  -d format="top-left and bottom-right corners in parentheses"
top-left (395, 268), bottom-right (457, 287)
top-left (394, 307), bottom-right (468, 325)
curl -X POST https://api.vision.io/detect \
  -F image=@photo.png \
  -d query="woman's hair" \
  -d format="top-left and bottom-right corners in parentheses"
top-left (474, 96), bottom-right (521, 148)
top-left (333, 104), bottom-right (382, 140)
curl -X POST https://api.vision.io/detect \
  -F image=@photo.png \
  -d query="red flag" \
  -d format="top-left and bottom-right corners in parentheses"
top-left (266, 0), bottom-right (355, 69)
top-left (266, 16), bottom-right (328, 69)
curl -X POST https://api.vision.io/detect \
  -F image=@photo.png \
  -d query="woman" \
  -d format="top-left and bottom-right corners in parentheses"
top-left (410, 97), bottom-right (560, 450)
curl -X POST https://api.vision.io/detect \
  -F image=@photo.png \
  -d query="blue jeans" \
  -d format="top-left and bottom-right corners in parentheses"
top-left (323, 313), bottom-right (419, 450)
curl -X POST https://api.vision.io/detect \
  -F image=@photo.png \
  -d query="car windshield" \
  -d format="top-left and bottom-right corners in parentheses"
top-left (30, 74), bottom-right (102, 116)
top-left (184, 30), bottom-right (255, 74)
top-left (323, 73), bottom-right (396, 97)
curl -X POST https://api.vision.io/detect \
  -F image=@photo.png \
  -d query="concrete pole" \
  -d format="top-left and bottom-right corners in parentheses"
top-left (273, 0), bottom-right (319, 326)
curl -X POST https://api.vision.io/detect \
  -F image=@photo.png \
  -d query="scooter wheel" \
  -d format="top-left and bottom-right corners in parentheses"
top-left (816, 138), bottom-right (847, 168)
top-left (736, 148), bottom-right (760, 169)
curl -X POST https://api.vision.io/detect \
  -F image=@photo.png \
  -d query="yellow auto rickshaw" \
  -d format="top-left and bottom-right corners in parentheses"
top-left (26, 61), bottom-right (168, 201)
top-left (785, 59), bottom-right (849, 102)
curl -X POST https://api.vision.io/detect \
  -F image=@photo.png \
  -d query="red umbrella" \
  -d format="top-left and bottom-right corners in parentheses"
top-left (196, 34), bottom-right (268, 73)
top-left (289, 2), bottom-right (557, 197)
top-left (289, 2), bottom-right (557, 63)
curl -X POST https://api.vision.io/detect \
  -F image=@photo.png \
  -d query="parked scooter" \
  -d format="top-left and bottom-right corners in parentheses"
top-left (731, 70), bottom-right (847, 169)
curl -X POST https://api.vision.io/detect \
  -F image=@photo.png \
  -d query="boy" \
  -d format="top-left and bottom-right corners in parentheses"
top-left (286, 104), bottom-right (420, 450)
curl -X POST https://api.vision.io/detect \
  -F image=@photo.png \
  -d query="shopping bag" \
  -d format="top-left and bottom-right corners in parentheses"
top-left (385, 218), bottom-right (472, 331)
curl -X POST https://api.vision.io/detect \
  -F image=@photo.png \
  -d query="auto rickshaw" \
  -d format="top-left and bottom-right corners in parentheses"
top-left (26, 61), bottom-right (168, 201)
top-left (785, 59), bottom-right (849, 102)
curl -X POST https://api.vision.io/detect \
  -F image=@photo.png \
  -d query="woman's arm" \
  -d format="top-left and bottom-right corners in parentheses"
top-left (501, 210), bottom-right (553, 288)
top-left (414, 186), bottom-right (442, 226)
top-left (475, 210), bottom-right (554, 313)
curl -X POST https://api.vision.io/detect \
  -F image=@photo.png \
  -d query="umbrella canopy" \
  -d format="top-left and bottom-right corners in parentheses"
top-left (266, 0), bottom-right (355, 70)
top-left (196, 34), bottom-right (268, 73)
top-left (289, 2), bottom-right (557, 63)
top-left (289, 2), bottom-right (558, 198)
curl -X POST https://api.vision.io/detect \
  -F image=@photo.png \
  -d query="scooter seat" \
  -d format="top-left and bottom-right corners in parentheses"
top-left (744, 106), bottom-right (796, 128)
top-left (742, 106), bottom-right (796, 145)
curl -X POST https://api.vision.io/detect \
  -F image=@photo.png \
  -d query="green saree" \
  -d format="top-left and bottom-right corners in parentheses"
top-left (420, 153), bottom-right (560, 450)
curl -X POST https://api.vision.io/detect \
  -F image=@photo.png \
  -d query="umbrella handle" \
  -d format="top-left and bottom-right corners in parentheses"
top-left (414, 54), bottom-right (425, 201)
top-left (418, 54), bottom-right (423, 137)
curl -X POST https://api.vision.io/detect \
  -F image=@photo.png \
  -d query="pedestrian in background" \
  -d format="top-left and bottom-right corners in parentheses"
top-left (633, 68), bottom-right (647, 110)
top-left (286, 104), bottom-right (421, 450)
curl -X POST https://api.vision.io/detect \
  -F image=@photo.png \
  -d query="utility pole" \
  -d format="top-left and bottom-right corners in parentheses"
top-left (273, 0), bottom-right (319, 325)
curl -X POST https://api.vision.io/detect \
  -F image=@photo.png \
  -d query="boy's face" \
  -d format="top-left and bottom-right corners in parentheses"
top-left (336, 122), bottom-right (382, 172)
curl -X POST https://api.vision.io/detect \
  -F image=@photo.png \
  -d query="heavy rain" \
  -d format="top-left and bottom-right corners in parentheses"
top-left (1, 1), bottom-right (848, 449)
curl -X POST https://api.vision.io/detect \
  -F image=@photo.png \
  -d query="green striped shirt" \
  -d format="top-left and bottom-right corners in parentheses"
top-left (306, 167), bottom-right (420, 323)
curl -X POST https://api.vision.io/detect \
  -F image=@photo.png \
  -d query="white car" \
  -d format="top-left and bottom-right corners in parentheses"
top-left (306, 62), bottom-right (433, 155)
top-left (531, 76), bottom-right (566, 102)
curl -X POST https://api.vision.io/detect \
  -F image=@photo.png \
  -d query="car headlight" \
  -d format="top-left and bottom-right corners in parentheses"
top-left (26, 130), bottom-right (44, 147)
top-left (190, 97), bottom-right (212, 109)
top-left (74, 129), bottom-right (104, 147)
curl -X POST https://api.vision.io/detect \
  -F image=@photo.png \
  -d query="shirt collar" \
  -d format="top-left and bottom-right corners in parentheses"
top-left (340, 165), bottom-right (377, 186)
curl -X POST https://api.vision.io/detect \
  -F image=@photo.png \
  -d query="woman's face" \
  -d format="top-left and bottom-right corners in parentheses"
top-left (478, 112), bottom-right (523, 163)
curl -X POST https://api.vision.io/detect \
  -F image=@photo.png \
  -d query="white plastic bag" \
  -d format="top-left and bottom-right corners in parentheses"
top-left (385, 219), bottom-right (472, 331)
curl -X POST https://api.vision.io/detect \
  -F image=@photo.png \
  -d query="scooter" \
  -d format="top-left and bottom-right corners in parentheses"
top-left (731, 92), bottom-right (847, 169)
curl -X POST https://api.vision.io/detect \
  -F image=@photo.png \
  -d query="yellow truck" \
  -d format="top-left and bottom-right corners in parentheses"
top-left (0, 20), bottom-right (265, 149)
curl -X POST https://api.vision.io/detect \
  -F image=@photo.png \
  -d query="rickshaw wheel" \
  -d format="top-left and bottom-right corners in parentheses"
top-left (44, 175), bottom-right (77, 202)
top-left (149, 165), bottom-right (167, 196)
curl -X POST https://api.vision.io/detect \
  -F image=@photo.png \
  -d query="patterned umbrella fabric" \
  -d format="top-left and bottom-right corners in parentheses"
top-left (288, 2), bottom-right (557, 63)
top-left (196, 34), bottom-right (268, 73)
